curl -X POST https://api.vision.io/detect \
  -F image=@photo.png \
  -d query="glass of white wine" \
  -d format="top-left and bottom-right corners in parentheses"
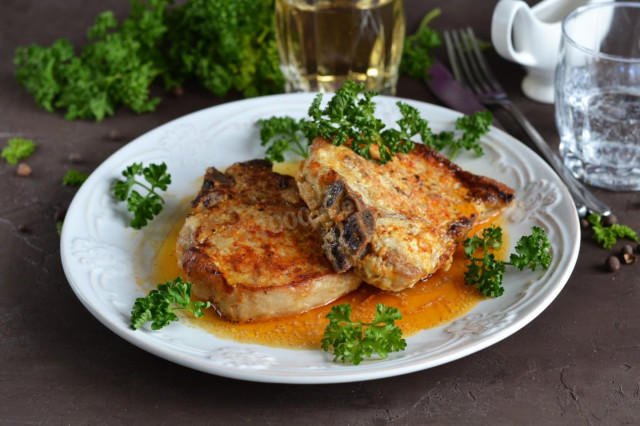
top-left (275, 0), bottom-right (405, 94)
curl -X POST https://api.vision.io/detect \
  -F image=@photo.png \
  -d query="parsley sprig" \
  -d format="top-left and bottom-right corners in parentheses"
top-left (587, 213), bottom-right (638, 250)
top-left (62, 169), bottom-right (89, 187)
top-left (432, 110), bottom-right (493, 158)
top-left (113, 162), bottom-right (171, 229)
top-left (130, 276), bottom-right (211, 330)
top-left (258, 116), bottom-right (308, 163)
top-left (321, 303), bottom-right (407, 365)
top-left (305, 82), bottom-right (425, 164)
top-left (2, 138), bottom-right (36, 165)
top-left (464, 226), bottom-right (552, 297)
top-left (258, 82), bottom-right (492, 165)
top-left (399, 8), bottom-right (442, 81)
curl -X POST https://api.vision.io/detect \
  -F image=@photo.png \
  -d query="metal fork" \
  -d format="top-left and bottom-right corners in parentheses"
top-left (444, 27), bottom-right (610, 218)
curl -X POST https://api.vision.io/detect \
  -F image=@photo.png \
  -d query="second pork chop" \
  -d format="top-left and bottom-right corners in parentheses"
top-left (297, 138), bottom-right (516, 292)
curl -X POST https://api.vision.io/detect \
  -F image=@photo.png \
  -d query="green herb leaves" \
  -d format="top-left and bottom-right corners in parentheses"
top-left (62, 169), bottom-right (89, 187)
top-left (130, 276), bottom-right (211, 330)
top-left (113, 162), bottom-right (171, 229)
top-left (464, 226), bottom-right (506, 297)
top-left (2, 138), bottom-right (36, 165)
top-left (258, 82), bottom-right (492, 165)
top-left (587, 213), bottom-right (638, 250)
top-left (509, 226), bottom-right (553, 271)
top-left (464, 226), bottom-right (552, 297)
top-left (431, 110), bottom-right (493, 159)
top-left (14, 1), bottom-right (168, 121)
top-left (321, 303), bottom-right (407, 365)
top-left (399, 8), bottom-right (442, 81)
top-left (258, 116), bottom-right (308, 163)
top-left (305, 82), bottom-right (420, 164)
top-left (14, 0), bottom-right (283, 121)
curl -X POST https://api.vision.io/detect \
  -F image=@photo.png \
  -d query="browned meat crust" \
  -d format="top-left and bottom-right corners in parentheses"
top-left (297, 138), bottom-right (516, 291)
top-left (176, 160), bottom-right (361, 322)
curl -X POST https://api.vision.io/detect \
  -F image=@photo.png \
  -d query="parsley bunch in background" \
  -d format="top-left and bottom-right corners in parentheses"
top-left (14, 0), bottom-right (284, 121)
top-left (399, 8), bottom-right (442, 81)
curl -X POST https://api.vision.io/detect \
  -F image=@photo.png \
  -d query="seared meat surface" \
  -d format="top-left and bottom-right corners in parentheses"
top-left (176, 160), bottom-right (361, 322)
top-left (297, 138), bottom-right (516, 292)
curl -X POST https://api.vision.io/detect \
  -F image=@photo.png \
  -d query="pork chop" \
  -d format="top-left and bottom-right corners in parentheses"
top-left (176, 160), bottom-right (361, 322)
top-left (296, 138), bottom-right (516, 292)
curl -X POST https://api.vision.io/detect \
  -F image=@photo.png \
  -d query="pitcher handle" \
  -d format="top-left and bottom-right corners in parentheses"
top-left (491, 0), bottom-right (537, 66)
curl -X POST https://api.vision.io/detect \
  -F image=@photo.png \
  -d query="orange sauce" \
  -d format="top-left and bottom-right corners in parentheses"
top-left (152, 216), bottom-right (507, 350)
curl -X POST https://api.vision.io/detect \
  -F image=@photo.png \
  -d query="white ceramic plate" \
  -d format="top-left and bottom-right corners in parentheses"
top-left (60, 93), bottom-right (580, 384)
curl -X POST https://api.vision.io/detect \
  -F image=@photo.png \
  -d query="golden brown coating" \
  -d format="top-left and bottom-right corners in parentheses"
top-left (297, 138), bottom-right (516, 292)
top-left (176, 160), bottom-right (361, 322)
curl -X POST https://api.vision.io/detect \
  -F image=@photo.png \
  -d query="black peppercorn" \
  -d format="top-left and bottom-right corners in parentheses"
top-left (605, 256), bottom-right (620, 272)
top-left (621, 245), bottom-right (634, 256)
top-left (580, 218), bottom-right (590, 229)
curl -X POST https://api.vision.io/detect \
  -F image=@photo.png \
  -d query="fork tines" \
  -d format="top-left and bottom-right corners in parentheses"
top-left (444, 28), bottom-right (504, 99)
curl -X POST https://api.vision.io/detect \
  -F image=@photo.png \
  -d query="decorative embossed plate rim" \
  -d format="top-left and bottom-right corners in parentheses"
top-left (60, 93), bottom-right (580, 384)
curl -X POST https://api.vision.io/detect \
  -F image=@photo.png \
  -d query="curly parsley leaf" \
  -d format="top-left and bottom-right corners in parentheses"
top-left (2, 138), bottom-right (36, 165)
top-left (113, 162), bottom-right (171, 229)
top-left (130, 276), bottom-right (211, 330)
top-left (509, 226), bottom-right (552, 271)
top-left (430, 110), bottom-right (492, 159)
top-left (464, 226), bottom-right (552, 297)
top-left (464, 226), bottom-right (506, 297)
top-left (258, 116), bottom-right (309, 163)
top-left (62, 169), bottom-right (89, 187)
top-left (257, 82), bottom-right (492, 164)
top-left (321, 303), bottom-right (407, 365)
top-left (587, 213), bottom-right (638, 250)
top-left (399, 8), bottom-right (442, 81)
top-left (302, 82), bottom-right (422, 165)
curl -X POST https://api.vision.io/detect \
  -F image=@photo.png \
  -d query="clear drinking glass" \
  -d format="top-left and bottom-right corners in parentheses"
top-left (275, 0), bottom-right (405, 94)
top-left (555, 2), bottom-right (640, 191)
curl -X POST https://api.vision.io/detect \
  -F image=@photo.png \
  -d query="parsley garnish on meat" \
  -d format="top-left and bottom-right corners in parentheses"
top-left (130, 276), bottom-right (211, 330)
top-left (321, 303), bottom-right (407, 365)
top-left (258, 82), bottom-right (493, 164)
top-left (113, 162), bottom-right (171, 229)
top-left (304, 81), bottom-right (426, 164)
top-left (464, 226), bottom-right (552, 297)
top-left (587, 213), bottom-right (638, 250)
top-left (2, 138), bottom-right (36, 165)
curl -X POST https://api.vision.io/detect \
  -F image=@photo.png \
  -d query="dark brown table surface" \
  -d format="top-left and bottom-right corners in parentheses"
top-left (2, 0), bottom-right (639, 424)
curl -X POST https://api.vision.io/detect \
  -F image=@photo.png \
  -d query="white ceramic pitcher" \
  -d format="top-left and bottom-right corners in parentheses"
top-left (491, 0), bottom-right (606, 103)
